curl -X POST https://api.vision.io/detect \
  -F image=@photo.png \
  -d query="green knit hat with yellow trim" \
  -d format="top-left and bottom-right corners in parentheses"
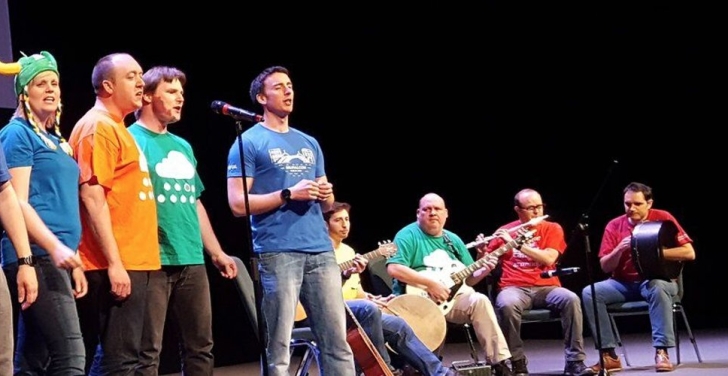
top-left (14, 51), bottom-right (59, 96)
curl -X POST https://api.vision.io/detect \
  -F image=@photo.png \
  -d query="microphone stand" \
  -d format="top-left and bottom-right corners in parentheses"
top-left (579, 217), bottom-right (608, 376)
top-left (232, 119), bottom-right (269, 375)
top-left (570, 160), bottom-right (618, 376)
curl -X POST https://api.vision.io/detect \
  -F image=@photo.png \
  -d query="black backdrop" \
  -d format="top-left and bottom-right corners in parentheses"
top-left (5, 1), bottom-right (724, 372)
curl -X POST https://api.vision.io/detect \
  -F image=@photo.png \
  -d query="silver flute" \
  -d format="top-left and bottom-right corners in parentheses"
top-left (465, 215), bottom-right (549, 249)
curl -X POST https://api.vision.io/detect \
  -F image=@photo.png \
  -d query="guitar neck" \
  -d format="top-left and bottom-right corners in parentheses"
top-left (344, 303), bottom-right (395, 376)
top-left (450, 238), bottom-right (520, 284)
top-left (339, 249), bottom-right (383, 271)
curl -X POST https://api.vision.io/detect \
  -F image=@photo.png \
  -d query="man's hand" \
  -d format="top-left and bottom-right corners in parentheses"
top-left (616, 236), bottom-right (632, 253)
top-left (72, 267), bottom-right (88, 299)
top-left (317, 182), bottom-right (333, 201)
top-left (17, 265), bottom-right (38, 310)
top-left (212, 252), bottom-right (238, 279)
top-left (477, 255), bottom-right (499, 275)
top-left (342, 254), bottom-right (368, 278)
top-left (107, 264), bottom-right (131, 301)
top-left (366, 293), bottom-right (396, 306)
top-left (290, 179), bottom-right (322, 201)
top-left (426, 281), bottom-right (451, 304)
top-left (475, 233), bottom-right (491, 258)
top-left (495, 228), bottom-right (514, 243)
top-left (51, 244), bottom-right (83, 270)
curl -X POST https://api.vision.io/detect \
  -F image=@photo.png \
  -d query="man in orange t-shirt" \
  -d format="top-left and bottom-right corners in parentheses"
top-left (69, 52), bottom-right (160, 375)
top-left (482, 189), bottom-right (591, 376)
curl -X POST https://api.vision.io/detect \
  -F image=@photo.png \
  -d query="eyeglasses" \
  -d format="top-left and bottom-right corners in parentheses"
top-left (519, 204), bottom-right (546, 212)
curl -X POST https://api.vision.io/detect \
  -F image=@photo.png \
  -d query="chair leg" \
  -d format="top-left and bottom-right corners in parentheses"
top-left (462, 324), bottom-right (482, 363)
top-left (608, 313), bottom-right (631, 367)
top-left (291, 340), bottom-right (322, 376)
top-left (677, 305), bottom-right (703, 363)
top-left (673, 308), bottom-right (681, 365)
top-left (293, 347), bottom-right (313, 376)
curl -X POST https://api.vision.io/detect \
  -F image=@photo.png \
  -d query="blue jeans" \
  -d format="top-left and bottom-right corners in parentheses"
top-left (4, 256), bottom-right (85, 375)
top-left (258, 251), bottom-right (355, 376)
top-left (0, 267), bottom-right (13, 376)
top-left (77, 270), bottom-right (150, 376)
top-left (382, 312), bottom-right (449, 376)
top-left (346, 300), bottom-right (395, 372)
top-left (347, 299), bottom-right (448, 376)
top-left (581, 278), bottom-right (678, 349)
top-left (496, 286), bottom-right (586, 362)
top-left (137, 266), bottom-right (213, 376)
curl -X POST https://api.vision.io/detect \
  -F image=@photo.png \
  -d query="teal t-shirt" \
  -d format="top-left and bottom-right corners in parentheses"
top-left (387, 222), bottom-right (474, 295)
top-left (129, 123), bottom-right (204, 265)
top-left (0, 118), bottom-right (81, 264)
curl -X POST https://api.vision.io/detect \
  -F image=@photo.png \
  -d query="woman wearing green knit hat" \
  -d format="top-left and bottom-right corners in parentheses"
top-left (0, 51), bottom-right (87, 374)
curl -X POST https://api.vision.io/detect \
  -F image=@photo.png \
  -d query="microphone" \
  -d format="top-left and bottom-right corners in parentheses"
top-left (540, 267), bottom-right (580, 278)
top-left (211, 101), bottom-right (262, 123)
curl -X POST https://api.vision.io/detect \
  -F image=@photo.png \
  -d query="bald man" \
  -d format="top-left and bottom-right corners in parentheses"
top-left (387, 193), bottom-right (514, 376)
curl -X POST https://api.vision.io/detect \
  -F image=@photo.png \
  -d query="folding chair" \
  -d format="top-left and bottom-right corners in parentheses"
top-left (367, 257), bottom-right (394, 296)
top-left (486, 264), bottom-right (562, 325)
top-left (232, 256), bottom-right (322, 376)
top-left (606, 272), bottom-right (702, 366)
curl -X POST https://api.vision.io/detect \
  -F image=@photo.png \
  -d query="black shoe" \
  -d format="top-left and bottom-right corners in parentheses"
top-left (445, 367), bottom-right (458, 376)
top-left (492, 361), bottom-right (513, 376)
top-left (564, 360), bottom-right (595, 376)
top-left (511, 357), bottom-right (529, 376)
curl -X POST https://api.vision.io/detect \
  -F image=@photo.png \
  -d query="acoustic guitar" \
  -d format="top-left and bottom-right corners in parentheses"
top-left (406, 228), bottom-right (536, 315)
top-left (345, 302), bottom-right (395, 376)
top-left (294, 241), bottom-right (398, 322)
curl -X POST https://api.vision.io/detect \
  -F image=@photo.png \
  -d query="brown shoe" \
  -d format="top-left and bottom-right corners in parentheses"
top-left (589, 354), bottom-right (623, 373)
top-left (655, 349), bottom-right (674, 372)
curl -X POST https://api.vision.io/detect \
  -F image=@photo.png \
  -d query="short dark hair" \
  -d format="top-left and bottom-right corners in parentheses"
top-left (249, 65), bottom-right (289, 104)
top-left (324, 202), bottom-right (351, 223)
top-left (134, 66), bottom-right (186, 119)
top-left (141, 66), bottom-right (186, 95)
top-left (624, 182), bottom-right (653, 201)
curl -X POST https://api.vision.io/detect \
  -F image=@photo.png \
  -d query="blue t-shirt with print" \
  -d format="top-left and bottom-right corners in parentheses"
top-left (227, 123), bottom-right (331, 254)
top-left (0, 118), bottom-right (81, 264)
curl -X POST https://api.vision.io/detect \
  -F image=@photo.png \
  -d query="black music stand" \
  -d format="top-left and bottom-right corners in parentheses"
top-left (230, 119), bottom-right (269, 375)
top-left (570, 160), bottom-right (619, 376)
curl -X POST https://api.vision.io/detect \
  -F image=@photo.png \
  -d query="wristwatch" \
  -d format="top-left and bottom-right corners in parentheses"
top-left (17, 255), bottom-right (36, 267)
top-left (280, 188), bottom-right (291, 203)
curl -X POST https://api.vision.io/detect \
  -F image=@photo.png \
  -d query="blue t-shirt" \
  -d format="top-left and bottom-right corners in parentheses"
top-left (227, 123), bottom-right (331, 253)
top-left (0, 118), bottom-right (82, 264)
top-left (0, 140), bottom-right (9, 184)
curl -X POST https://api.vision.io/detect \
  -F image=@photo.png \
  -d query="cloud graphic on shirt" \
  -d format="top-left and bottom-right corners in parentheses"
top-left (423, 249), bottom-right (465, 273)
top-left (155, 151), bottom-right (195, 179)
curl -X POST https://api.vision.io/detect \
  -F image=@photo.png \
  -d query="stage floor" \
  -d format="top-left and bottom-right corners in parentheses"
top-left (163, 327), bottom-right (727, 375)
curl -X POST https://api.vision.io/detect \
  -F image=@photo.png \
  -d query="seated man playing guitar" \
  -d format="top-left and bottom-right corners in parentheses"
top-left (386, 193), bottom-right (514, 376)
top-left (325, 202), bottom-right (456, 376)
top-left (581, 182), bottom-right (695, 374)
